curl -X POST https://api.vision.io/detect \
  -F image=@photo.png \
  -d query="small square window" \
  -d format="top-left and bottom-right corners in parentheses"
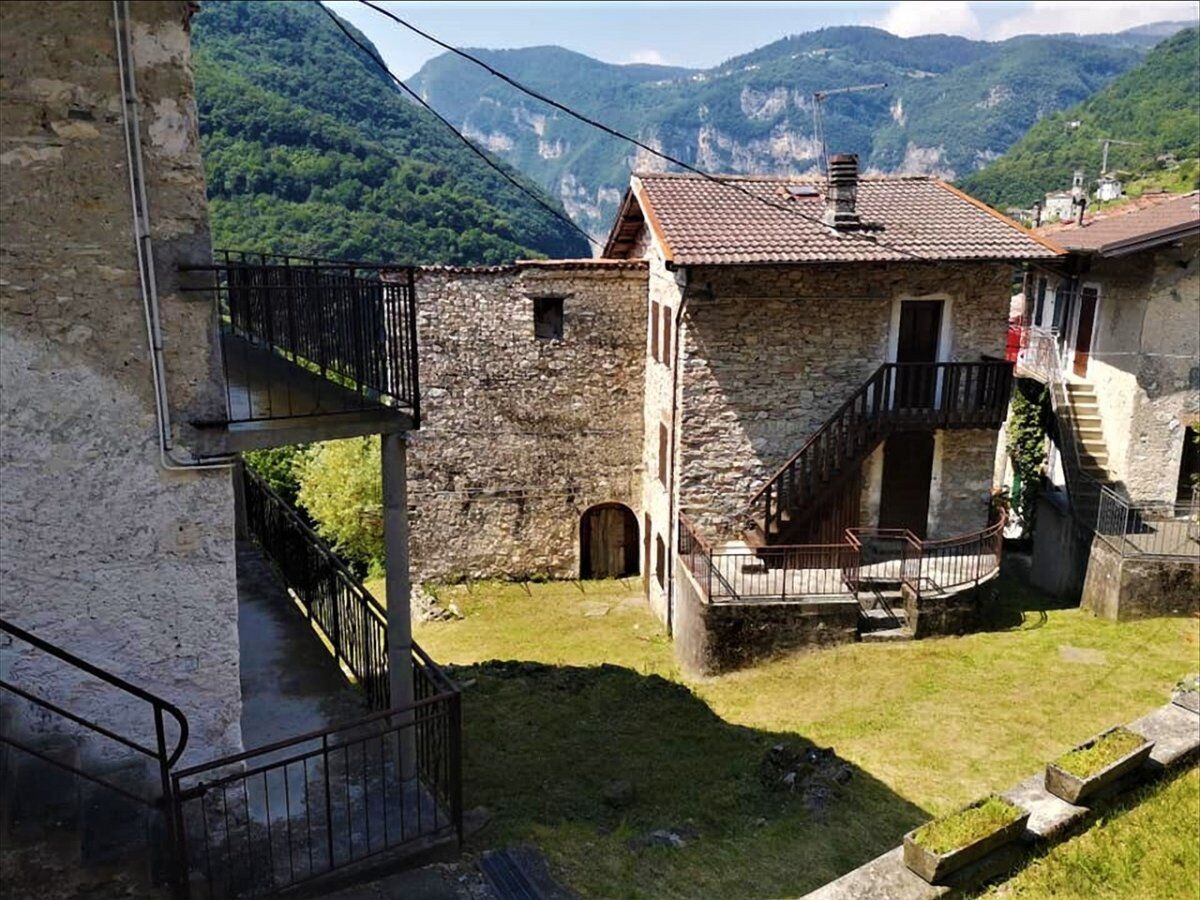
top-left (534, 297), bottom-right (564, 341)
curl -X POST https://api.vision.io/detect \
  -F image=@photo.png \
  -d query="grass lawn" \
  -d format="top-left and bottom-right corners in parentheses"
top-left (366, 573), bottom-right (1198, 898)
top-left (979, 767), bottom-right (1200, 899)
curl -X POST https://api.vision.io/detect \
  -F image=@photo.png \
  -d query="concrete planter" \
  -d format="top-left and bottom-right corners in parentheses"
top-left (902, 799), bottom-right (1029, 885)
top-left (1044, 728), bottom-right (1154, 805)
top-left (1172, 675), bottom-right (1200, 714)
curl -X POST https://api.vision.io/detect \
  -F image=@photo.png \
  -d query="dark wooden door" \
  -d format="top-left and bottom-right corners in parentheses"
top-left (896, 300), bottom-right (943, 407)
top-left (581, 504), bottom-right (639, 579)
top-left (1073, 287), bottom-right (1098, 378)
top-left (878, 432), bottom-right (935, 538)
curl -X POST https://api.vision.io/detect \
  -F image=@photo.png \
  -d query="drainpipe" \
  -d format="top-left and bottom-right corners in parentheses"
top-left (113, 0), bottom-right (234, 471)
top-left (664, 269), bottom-right (691, 637)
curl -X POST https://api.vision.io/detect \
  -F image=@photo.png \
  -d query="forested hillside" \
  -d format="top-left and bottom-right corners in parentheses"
top-left (191, 1), bottom-right (589, 264)
top-left (409, 24), bottom-right (1174, 233)
top-left (960, 28), bottom-right (1200, 209)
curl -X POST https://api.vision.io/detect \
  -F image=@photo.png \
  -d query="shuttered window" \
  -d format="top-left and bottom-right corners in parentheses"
top-left (658, 422), bottom-right (668, 486)
top-left (650, 300), bottom-right (660, 362)
top-left (661, 303), bottom-right (672, 365)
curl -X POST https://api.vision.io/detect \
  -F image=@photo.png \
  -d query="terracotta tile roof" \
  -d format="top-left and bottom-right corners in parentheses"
top-left (618, 173), bottom-right (1060, 266)
top-left (1038, 191), bottom-right (1200, 256)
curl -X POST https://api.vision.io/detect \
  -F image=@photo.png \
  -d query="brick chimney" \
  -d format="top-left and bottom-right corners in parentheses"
top-left (823, 153), bottom-right (860, 230)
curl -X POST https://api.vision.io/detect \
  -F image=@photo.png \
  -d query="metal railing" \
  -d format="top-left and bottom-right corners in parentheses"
top-left (1094, 485), bottom-right (1200, 559)
top-left (0, 618), bottom-right (189, 808)
top-left (187, 251), bottom-right (420, 426)
top-left (243, 466), bottom-right (393, 710)
top-left (171, 656), bottom-right (461, 898)
top-left (681, 513), bottom-right (1006, 605)
top-left (748, 360), bottom-right (1013, 541)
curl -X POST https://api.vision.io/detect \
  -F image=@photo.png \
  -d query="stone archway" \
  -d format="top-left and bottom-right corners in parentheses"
top-left (580, 503), bottom-right (639, 579)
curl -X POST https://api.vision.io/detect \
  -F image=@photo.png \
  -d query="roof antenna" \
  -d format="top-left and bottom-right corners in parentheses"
top-left (812, 82), bottom-right (887, 180)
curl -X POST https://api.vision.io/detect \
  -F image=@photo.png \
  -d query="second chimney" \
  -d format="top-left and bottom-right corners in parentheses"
top-left (824, 153), bottom-right (861, 230)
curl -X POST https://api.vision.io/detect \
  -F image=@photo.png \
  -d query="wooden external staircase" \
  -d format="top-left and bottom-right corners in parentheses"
top-left (745, 360), bottom-right (1014, 545)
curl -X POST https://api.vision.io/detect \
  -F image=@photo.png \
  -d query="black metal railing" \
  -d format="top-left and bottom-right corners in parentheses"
top-left (1095, 485), bottom-right (1200, 559)
top-left (171, 657), bottom-right (461, 898)
top-left (243, 465), bottom-right (392, 709)
top-left (187, 251), bottom-right (420, 426)
top-left (747, 360), bottom-right (1013, 541)
top-left (0, 619), bottom-right (188, 816)
top-left (680, 513), bottom-right (1006, 605)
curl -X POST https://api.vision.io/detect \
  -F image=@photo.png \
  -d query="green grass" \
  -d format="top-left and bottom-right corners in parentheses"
top-left (1053, 727), bottom-right (1148, 780)
top-left (980, 767), bottom-right (1200, 899)
top-left (364, 573), bottom-right (1198, 898)
top-left (911, 796), bottom-right (1025, 855)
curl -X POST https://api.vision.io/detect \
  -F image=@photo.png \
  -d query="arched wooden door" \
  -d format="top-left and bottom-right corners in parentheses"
top-left (580, 503), bottom-right (639, 579)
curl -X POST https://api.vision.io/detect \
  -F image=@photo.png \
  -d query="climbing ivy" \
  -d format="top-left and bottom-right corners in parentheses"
top-left (1007, 380), bottom-right (1050, 536)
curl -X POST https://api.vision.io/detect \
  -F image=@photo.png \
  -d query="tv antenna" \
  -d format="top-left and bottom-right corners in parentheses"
top-left (1096, 138), bottom-right (1138, 175)
top-left (812, 82), bottom-right (887, 177)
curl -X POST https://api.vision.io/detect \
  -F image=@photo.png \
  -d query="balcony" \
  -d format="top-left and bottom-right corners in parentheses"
top-left (186, 252), bottom-right (420, 453)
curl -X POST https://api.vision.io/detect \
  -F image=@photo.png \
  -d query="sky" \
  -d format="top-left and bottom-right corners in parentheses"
top-left (327, 0), bottom-right (1199, 79)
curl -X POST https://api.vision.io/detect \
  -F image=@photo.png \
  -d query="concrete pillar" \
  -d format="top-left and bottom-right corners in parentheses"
top-left (382, 432), bottom-right (419, 779)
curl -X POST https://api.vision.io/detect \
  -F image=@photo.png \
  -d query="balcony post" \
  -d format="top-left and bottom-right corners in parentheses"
top-left (382, 431), bottom-right (418, 777)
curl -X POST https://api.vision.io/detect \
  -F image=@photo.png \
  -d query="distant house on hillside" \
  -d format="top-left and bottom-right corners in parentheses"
top-left (1016, 190), bottom-right (1200, 617)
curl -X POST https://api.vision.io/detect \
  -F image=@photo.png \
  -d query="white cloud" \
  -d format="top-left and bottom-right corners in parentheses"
top-left (991, 1), bottom-right (1198, 39)
top-left (875, 2), bottom-right (983, 38)
top-left (624, 48), bottom-right (669, 66)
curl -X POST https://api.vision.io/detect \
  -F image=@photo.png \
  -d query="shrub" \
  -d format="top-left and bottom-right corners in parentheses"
top-left (243, 444), bottom-right (309, 505)
top-left (295, 436), bottom-right (383, 571)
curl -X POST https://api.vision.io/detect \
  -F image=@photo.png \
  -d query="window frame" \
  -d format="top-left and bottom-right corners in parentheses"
top-left (533, 296), bottom-right (565, 342)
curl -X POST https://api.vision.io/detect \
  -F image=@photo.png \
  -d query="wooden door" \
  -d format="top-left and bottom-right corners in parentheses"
top-left (878, 432), bottom-right (935, 538)
top-left (1073, 287), bottom-right (1098, 378)
top-left (896, 300), bottom-right (943, 408)
top-left (581, 504), bottom-right (639, 579)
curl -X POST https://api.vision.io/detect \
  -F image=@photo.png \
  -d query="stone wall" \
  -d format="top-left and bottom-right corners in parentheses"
top-left (1081, 536), bottom-right (1200, 621)
top-left (1085, 236), bottom-right (1200, 501)
top-left (673, 559), bottom-right (859, 675)
top-left (678, 262), bottom-right (1012, 537)
top-left (0, 1), bottom-right (241, 761)
top-left (406, 261), bottom-right (648, 582)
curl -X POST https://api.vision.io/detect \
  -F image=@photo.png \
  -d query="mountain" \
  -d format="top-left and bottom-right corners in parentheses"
top-left (408, 25), bottom-right (1180, 234)
top-left (960, 28), bottom-right (1200, 210)
top-left (191, 1), bottom-right (590, 265)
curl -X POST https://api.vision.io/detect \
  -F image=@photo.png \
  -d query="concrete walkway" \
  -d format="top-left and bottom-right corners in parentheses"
top-left (237, 541), bottom-right (367, 751)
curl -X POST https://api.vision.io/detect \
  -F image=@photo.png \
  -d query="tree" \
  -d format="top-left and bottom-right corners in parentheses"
top-left (294, 437), bottom-right (384, 571)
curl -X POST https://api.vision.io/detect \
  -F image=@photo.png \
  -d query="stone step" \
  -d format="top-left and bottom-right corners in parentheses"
top-left (6, 735), bottom-right (83, 842)
top-left (860, 626), bottom-right (914, 643)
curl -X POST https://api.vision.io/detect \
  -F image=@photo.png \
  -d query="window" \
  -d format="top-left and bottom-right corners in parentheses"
top-left (661, 303), bottom-right (672, 365)
top-left (655, 534), bottom-right (666, 588)
top-left (1033, 277), bottom-right (1047, 327)
top-left (658, 422), bottom-right (669, 486)
top-left (650, 300), bottom-right (660, 361)
top-left (533, 297), bottom-right (564, 341)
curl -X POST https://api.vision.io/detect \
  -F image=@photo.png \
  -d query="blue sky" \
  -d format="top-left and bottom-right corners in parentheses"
top-left (326, 1), bottom-right (1198, 78)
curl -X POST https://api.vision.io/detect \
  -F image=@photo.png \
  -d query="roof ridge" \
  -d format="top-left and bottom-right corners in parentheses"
top-left (631, 171), bottom-right (935, 183)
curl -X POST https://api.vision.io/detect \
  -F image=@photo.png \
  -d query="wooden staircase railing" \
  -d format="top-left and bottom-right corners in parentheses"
top-left (746, 360), bottom-right (1013, 543)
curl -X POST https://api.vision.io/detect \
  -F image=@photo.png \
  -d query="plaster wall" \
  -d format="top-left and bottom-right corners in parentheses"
top-left (0, 1), bottom-right (241, 761)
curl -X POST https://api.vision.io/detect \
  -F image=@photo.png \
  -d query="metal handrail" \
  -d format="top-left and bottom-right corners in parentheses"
top-left (0, 617), bottom-right (189, 806)
top-left (746, 360), bottom-right (1013, 539)
top-left (1094, 485), bottom-right (1200, 559)
top-left (681, 512), bottom-right (1007, 605)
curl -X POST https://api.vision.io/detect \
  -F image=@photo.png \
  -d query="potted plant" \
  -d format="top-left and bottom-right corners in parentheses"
top-left (1044, 726), bottom-right (1153, 804)
top-left (903, 795), bottom-right (1029, 884)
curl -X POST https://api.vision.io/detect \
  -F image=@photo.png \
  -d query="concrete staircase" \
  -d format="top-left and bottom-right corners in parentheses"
top-left (0, 731), bottom-right (171, 898)
top-left (1063, 382), bottom-right (1119, 524)
top-left (857, 591), bottom-right (913, 643)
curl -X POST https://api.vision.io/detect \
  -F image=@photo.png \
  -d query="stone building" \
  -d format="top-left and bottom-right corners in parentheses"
top-left (1, 3), bottom-right (436, 890)
top-left (404, 260), bottom-right (649, 583)
top-left (1017, 191), bottom-right (1200, 616)
top-left (598, 163), bottom-right (1059, 669)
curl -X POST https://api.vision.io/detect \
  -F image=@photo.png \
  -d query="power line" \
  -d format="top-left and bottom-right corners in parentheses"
top-left (354, 0), bottom-right (928, 262)
top-left (315, 2), bottom-right (607, 253)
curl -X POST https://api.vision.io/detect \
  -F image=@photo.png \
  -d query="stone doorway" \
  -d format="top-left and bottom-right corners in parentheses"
top-left (580, 503), bottom-right (639, 579)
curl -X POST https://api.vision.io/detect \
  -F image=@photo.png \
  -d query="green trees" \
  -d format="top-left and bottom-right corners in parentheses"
top-left (294, 438), bottom-right (384, 572)
top-left (960, 28), bottom-right (1200, 209)
top-left (191, 1), bottom-right (589, 264)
